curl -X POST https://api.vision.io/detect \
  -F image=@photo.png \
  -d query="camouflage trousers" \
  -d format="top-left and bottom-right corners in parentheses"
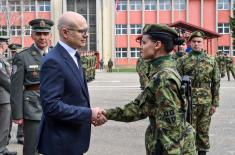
top-left (145, 123), bottom-right (196, 155)
top-left (219, 64), bottom-right (226, 78)
top-left (192, 104), bottom-right (212, 152)
top-left (226, 66), bottom-right (235, 81)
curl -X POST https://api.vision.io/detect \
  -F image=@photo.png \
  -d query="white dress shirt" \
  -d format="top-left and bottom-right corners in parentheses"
top-left (58, 40), bottom-right (79, 68)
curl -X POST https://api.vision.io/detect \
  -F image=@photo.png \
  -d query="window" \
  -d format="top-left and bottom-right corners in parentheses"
top-left (130, 0), bottom-right (142, 11)
top-left (218, 46), bottom-right (230, 54)
top-left (144, 0), bottom-right (156, 11)
top-left (38, 0), bottom-right (51, 12)
top-left (218, 0), bottom-right (230, 10)
top-left (24, 0), bottom-right (36, 11)
top-left (115, 48), bottom-right (127, 58)
top-left (115, 24), bottom-right (127, 35)
top-left (116, 0), bottom-right (127, 11)
top-left (174, 0), bottom-right (186, 10)
top-left (25, 25), bottom-right (32, 36)
top-left (131, 48), bottom-right (140, 58)
top-left (218, 23), bottom-right (230, 34)
top-left (233, 46), bottom-right (235, 56)
top-left (0, 26), bottom-right (7, 36)
top-left (9, 0), bottom-right (21, 11)
top-left (130, 24), bottom-right (142, 35)
top-left (11, 26), bottom-right (21, 36)
top-left (0, 1), bottom-right (6, 12)
top-left (159, 0), bottom-right (171, 10)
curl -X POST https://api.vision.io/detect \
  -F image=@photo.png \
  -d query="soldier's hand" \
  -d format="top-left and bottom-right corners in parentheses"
top-left (13, 119), bottom-right (24, 125)
top-left (210, 106), bottom-right (216, 115)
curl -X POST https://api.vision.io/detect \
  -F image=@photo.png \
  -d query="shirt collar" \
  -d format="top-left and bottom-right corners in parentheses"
top-left (59, 40), bottom-right (77, 56)
top-left (33, 44), bottom-right (48, 55)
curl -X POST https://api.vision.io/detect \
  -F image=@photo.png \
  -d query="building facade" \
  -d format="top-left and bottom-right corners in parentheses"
top-left (1, 0), bottom-right (234, 66)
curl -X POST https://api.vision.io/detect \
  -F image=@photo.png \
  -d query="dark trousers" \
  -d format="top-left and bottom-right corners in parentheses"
top-left (0, 104), bottom-right (11, 153)
top-left (23, 120), bottom-right (40, 155)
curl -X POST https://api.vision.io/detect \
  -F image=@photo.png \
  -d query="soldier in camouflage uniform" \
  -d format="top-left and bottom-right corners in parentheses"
top-left (172, 42), bottom-right (187, 60)
top-left (215, 51), bottom-right (226, 78)
top-left (104, 24), bottom-right (196, 155)
top-left (10, 19), bottom-right (54, 155)
top-left (224, 53), bottom-right (235, 81)
top-left (177, 31), bottom-right (220, 155)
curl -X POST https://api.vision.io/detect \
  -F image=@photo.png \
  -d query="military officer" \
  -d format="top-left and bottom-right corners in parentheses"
top-left (177, 31), bottom-right (220, 155)
top-left (104, 24), bottom-right (196, 155)
top-left (10, 19), bottom-right (54, 155)
top-left (0, 36), bottom-right (17, 155)
top-left (8, 44), bottom-right (24, 145)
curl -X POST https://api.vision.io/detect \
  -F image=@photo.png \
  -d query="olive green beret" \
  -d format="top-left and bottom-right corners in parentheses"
top-left (8, 43), bottom-right (22, 50)
top-left (29, 18), bottom-right (54, 32)
top-left (188, 31), bottom-right (205, 41)
top-left (142, 24), bottom-right (178, 38)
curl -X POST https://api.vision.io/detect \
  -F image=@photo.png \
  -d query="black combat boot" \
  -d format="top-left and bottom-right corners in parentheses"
top-left (198, 151), bottom-right (206, 155)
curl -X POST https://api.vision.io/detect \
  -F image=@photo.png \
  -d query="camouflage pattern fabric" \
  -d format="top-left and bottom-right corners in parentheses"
top-left (177, 50), bottom-right (220, 151)
top-left (136, 57), bottom-right (150, 90)
top-left (215, 52), bottom-right (226, 77)
top-left (225, 56), bottom-right (235, 81)
top-left (172, 52), bottom-right (185, 61)
top-left (106, 55), bottom-right (196, 155)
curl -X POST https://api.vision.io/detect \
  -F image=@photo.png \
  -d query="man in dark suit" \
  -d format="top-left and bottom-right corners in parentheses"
top-left (37, 12), bottom-right (107, 155)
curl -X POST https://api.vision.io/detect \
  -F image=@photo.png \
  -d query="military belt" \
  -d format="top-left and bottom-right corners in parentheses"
top-left (25, 84), bottom-right (40, 91)
top-left (192, 82), bottom-right (210, 88)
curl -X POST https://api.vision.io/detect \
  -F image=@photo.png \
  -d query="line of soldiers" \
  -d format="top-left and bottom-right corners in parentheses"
top-left (136, 29), bottom-right (220, 155)
top-left (80, 51), bottom-right (96, 82)
top-left (215, 51), bottom-right (235, 81)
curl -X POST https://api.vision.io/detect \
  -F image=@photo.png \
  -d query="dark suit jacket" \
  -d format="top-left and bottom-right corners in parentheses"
top-left (37, 43), bottom-right (92, 155)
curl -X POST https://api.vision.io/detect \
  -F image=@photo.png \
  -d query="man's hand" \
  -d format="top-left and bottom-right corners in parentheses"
top-left (13, 119), bottom-right (24, 125)
top-left (210, 106), bottom-right (216, 115)
top-left (91, 108), bottom-right (107, 126)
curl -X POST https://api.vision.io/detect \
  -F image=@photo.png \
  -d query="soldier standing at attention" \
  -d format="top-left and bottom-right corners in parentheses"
top-left (104, 24), bottom-right (196, 155)
top-left (215, 51), bottom-right (226, 78)
top-left (8, 44), bottom-right (24, 145)
top-left (224, 53), bottom-right (235, 81)
top-left (177, 31), bottom-right (220, 155)
top-left (108, 58), bottom-right (113, 72)
top-left (10, 19), bottom-right (54, 155)
top-left (0, 36), bottom-right (17, 155)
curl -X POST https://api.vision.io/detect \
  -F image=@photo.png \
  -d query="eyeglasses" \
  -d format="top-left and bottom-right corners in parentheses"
top-left (67, 28), bottom-right (89, 35)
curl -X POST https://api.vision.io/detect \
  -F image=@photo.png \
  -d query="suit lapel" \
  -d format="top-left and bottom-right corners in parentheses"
top-left (55, 43), bottom-right (89, 98)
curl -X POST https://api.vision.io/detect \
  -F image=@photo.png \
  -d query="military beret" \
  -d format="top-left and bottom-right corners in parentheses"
top-left (29, 18), bottom-right (54, 32)
top-left (8, 43), bottom-right (22, 50)
top-left (0, 36), bottom-right (9, 42)
top-left (142, 24), bottom-right (184, 45)
top-left (143, 24), bottom-right (179, 38)
top-left (188, 31), bottom-right (205, 41)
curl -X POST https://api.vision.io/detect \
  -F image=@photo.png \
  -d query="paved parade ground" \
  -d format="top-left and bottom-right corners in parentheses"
top-left (8, 71), bottom-right (235, 155)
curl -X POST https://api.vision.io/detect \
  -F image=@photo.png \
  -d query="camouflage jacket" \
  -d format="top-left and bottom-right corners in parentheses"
top-left (136, 57), bottom-right (150, 88)
top-left (177, 50), bottom-right (220, 107)
top-left (225, 57), bottom-right (234, 68)
top-left (106, 55), bottom-right (195, 154)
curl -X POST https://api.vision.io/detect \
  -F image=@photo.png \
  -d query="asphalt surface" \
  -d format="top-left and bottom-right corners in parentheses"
top-left (7, 71), bottom-right (235, 155)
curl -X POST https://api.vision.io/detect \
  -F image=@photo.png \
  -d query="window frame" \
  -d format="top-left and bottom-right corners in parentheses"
top-left (116, 0), bottom-right (127, 11)
top-left (115, 48), bottom-right (128, 58)
top-left (130, 0), bottom-right (142, 11)
top-left (218, 0), bottom-right (230, 10)
top-left (218, 23), bottom-right (230, 34)
top-left (115, 24), bottom-right (127, 35)
top-left (130, 48), bottom-right (140, 58)
top-left (174, 0), bottom-right (186, 10)
top-left (38, 0), bottom-right (51, 12)
top-left (130, 24), bottom-right (142, 35)
top-left (159, 0), bottom-right (171, 10)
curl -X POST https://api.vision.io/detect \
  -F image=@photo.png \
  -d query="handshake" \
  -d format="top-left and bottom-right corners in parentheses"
top-left (91, 107), bottom-right (107, 126)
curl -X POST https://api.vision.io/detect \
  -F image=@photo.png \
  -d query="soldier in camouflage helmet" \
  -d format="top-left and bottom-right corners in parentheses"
top-left (10, 19), bottom-right (54, 155)
top-left (104, 24), bottom-right (196, 155)
top-left (177, 31), bottom-right (220, 155)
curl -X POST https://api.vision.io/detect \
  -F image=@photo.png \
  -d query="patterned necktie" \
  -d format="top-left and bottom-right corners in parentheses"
top-left (74, 52), bottom-right (84, 80)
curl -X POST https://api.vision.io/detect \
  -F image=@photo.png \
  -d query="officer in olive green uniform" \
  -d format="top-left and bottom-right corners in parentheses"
top-left (105, 24), bottom-right (196, 155)
top-left (10, 19), bottom-right (54, 155)
top-left (224, 53), bottom-right (235, 81)
top-left (8, 44), bottom-right (24, 145)
top-left (0, 36), bottom-right (17, 155)
top-left (177, 31), bottom-right (220, 155)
